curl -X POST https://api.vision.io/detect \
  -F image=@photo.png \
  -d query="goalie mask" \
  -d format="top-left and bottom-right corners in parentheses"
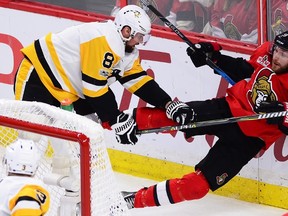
top-left (3, 138), bottom-right (41, 176)
top-left (114, 5), bottom-right (151, 44)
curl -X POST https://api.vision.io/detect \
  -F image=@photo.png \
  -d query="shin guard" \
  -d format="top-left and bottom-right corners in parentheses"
top-left (169, 171), bottom-right (210, 203)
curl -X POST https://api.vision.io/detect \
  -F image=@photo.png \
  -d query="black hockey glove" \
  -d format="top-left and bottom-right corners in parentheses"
top-left (186, 42), bottom-right (222, 67)
top-left (111, 112), bottom-right (138, 145)
top-left (255, 101), bottom-right (285, 124)
top-left (166, 101), bottom-right (195, 125)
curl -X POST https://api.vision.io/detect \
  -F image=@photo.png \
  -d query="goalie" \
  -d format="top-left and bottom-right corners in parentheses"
top-left (122, 31), bottom-right (288, 209)
top-left (0, 138), bottom-right (50, 215)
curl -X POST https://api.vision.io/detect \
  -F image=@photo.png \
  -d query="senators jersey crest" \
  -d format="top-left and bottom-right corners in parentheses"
top-left (247, 68), bottom-right (277, 111)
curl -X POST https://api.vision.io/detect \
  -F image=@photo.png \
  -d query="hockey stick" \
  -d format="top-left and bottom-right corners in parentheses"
top-left (136, 110), bottom-right (288, 134)
top-left (139, 0), bottom-right (236, 85)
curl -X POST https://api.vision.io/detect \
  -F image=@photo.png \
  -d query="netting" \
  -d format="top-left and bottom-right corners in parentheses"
top-left (0, 99), bottom-right (129, 216)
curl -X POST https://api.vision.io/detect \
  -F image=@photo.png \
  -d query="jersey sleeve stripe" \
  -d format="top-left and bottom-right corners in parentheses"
top-left (83, 85), bottom-right (109, 97)
top-left (45, 33), bottom-right (78, 95)
top-left (119, 71), bottom-right (147, 84)
top-left (34, 40), bottom-right (62, 89)
top-left (126, 76), bottom-right (153, 93)
top-left (82, 73), bottom-right (107, 86)
top-left (15, 196), bottom-right (40, 206)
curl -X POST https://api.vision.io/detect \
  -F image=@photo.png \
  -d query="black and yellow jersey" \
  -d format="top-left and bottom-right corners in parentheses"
top-left (17, 20), bottom-right (124, 103)
top-left (0, 176), bottom-right (50, 216)
top-left (15, 20), bottom-right (171, 122)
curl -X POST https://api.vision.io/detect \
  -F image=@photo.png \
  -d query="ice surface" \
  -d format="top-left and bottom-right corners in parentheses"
top-left (116, 172), bottom-right (287, 216)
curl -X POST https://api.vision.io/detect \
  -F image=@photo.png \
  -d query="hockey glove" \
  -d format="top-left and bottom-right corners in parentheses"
top-left (111, 112), bottom-right (138, 145)
top-left (166, 101), bottom-right (195, 125)
top-left (255, 101), bottom-right (285, 124)
top-left (186, 42), bottom-right (222, 67)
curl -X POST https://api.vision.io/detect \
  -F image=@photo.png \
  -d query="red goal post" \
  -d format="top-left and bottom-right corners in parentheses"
top-left (0, 99), bottom-right (129, 216)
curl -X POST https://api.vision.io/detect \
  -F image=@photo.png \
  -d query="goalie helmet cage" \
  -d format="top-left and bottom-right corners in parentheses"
top-left (0, 99), bottom-right (129, 216)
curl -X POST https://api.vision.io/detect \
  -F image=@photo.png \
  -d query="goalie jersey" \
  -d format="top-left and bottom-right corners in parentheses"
top-left (0, 176), bottom-right (50, 216)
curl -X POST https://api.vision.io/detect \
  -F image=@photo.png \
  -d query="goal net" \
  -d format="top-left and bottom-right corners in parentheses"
top-left (0, 99), bottom-right (129, 216)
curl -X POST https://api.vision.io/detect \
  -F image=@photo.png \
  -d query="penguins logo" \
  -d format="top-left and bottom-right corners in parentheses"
top-left (133, 10), bottom-right (141, 18)
top-left (248, 68), bottom-right (276, 111)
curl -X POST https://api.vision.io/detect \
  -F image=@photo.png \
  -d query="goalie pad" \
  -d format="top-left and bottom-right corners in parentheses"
top-left (133, 107), bottom-right (178, 132)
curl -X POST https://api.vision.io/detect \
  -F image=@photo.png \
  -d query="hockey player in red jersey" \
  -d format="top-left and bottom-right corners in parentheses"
top-left (122, 31), bottom-right (288, 209)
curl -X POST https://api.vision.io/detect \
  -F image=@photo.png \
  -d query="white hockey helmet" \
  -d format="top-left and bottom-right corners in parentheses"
top-left (114, 4), bottom-right (151, 42)
top-left (4, 138), bottom-right (41, 176)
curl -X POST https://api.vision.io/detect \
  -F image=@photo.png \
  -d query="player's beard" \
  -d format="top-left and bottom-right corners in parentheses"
top-left (125, 44), bottom-right (134, 53)
top-left (272, 60), bottom-right (288, 74)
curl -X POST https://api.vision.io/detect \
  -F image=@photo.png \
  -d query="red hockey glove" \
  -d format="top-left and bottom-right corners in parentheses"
top-left (186, 42), bottom-right (222, 67)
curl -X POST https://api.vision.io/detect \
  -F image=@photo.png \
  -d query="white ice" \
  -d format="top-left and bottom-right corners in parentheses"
top-left (116, 172), bottom-right (287, 216)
